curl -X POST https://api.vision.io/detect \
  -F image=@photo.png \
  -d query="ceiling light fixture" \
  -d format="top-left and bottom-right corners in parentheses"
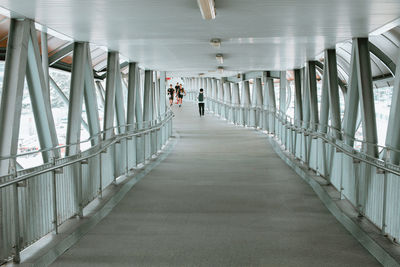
top-left (216, 54), bottom-right (223, 64)
top-left (217, 66), bottom-right (224, 74)
top-left (197, 0), bottom-right (216, 20)
top-left (210, 38), bottom-right (221, 48)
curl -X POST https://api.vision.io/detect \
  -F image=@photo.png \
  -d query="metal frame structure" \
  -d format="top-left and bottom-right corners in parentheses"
top-left (0, 18), bottom-right (173, 264)
top-left (184, 33), bottom-right (400, 248)
top-left (0, 9), bottom-right (400, 265)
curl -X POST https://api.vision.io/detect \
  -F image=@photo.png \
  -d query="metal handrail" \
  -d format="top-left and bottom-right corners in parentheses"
top-left (206, 98), bottom-right (400, 154)
top-left (206, 98), bottom-right (400, 176)
top-left (0, 111), bottom-right (172, 160)
top-left (0, 111), bottom-right (174, 189)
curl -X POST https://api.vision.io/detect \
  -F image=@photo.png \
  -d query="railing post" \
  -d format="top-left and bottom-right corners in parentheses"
top-left (125, 135), bottom-right (129, 175)
top-left (11, 159), bottom-right (20, 263)
top-left (78, 153), bottom-right (85, 218)
top-left (382, 169), bottom-right (388, 235)
top-left (51, 157), bottom-right (59, 234)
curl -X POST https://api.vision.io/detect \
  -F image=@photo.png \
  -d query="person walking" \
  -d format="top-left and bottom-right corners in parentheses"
top-left (178, 84), bottom-right (186, 107)
top-left (167, 84), bottom-right (175, 106)
top-left (198, 88), bottom-right (205, 116)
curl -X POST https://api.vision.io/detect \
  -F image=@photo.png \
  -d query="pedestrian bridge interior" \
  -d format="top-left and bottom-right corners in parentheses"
top-left (1, 0), bottom-right (400, 266)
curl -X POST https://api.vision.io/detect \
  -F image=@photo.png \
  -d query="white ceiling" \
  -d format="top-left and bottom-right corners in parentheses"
top-left (0, 0), bottom-right (400, 77)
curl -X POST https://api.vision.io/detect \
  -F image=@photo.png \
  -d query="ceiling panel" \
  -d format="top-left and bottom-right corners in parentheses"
top-left (0, 0), bottom-right (399, 77)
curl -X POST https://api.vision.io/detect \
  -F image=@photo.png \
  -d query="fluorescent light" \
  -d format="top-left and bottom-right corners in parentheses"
top-left (197, 0), bottom-right (216, 20)
top-left (217, 66), bottom-right (224, 74)
top-left (210, 38), bottom-right (221, 48)
top-left (216, 54), bottom-right (223, 64)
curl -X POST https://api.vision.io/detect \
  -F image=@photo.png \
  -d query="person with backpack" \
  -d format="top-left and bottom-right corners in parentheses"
top-left (167, 84), bottom-right (175, 106)
top-left (178, 84), bottom-right (186, 107)
top-left (198, 88), bottom-right (205, 116)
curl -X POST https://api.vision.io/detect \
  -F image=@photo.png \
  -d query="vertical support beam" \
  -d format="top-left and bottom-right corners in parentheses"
top-left (159, 71), bottom-right (166, 114)
top-left (40, 31), bottom-right (50, 100)
top-left (319, 65), bottom-right (330, 133)
top-left (325, 49), bottom-right (342, 140)
top-left (135, 66), bottom-right (144, 164)
top-left (224, 82), bottom-right (232, 121)
top-left (143, 70), bottom-right (153, 159)
top-left (65, 42), bottom-right (87, 218)
top-left (127, 63), bottom-right (138, 131)
top-left (255, 77), bottom-right (263, 107)
top-left (355, 38), bottom-right (378, 157)
top-left (103, 52), bottom-right (118, 140)
top-left (115, 60), bottom-right (126, 134)
top-left (255, 77), bottom-right (263, 127)
top-left (65, 42), bottom-right (86, 156)
top-left (26, 22), bottom-right (59, 161)
top-left (279, 71), bottom-right (287, 113)
top-left (302, 67), bottom-right (310, 129)
top-left (385, 45), bottom-right (400, 164)
top-left (242, 81), bottom-right (251, 106)
top-left (262, 72), bottom-right (269, 130)
top-left (342, 45), bottom-right (360, 145)
top-left (307, 61), bottom-right (319, 130)
top-left (232, 83), bottom-right (240, 104)
top-left (294, 69), bottom-right (303, 127)
top-left (0, 19), bottom-right (30, 262)
top-left (267, 77), bottom-right (276, 133)
top-left (211, 78), bottom-right (217, 112)
top-left (232, 82), bottom-right (240, 123)
top-left (83, 44), bottom-right (101, 146)
top-left (0, 19), bottom-right (30, 175)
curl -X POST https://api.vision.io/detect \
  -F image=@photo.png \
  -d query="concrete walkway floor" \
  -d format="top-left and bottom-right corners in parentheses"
top-left (51, 103), bottom-right (380, 267)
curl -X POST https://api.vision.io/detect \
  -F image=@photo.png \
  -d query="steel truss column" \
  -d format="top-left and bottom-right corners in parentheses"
top-left (223, 81), bottom-right (232, 121)
top-left (40, 31), bottom-right (50, 100)
top-left (114, 63), bottom-right (126, 137)
top-left (255, 77), bottom-right (263, 127)
top-left (266, 76), bottom-right (276, 133)
top-left (219, 78), bottom-right (225, 116)
top-left (206, 78), bottom-right (212, 108)
top-left (26, 22), bottom-right (60, 161)
top-left (242, 80), bottom-right (252, 126)
top-left (126, 62), bottom-right (138, 167)
top-left (355, 38), bottom-right (378, 157)
top-left (231, 83), bottom-right (240, 124)
top-left (83, 45), bottom-right (101, 146)
top-left (0, 19), bottom-right (30, 263)
top-left (159, 71), bottom-right (167, 146)
top-left (261, 72), bottom-right (269, 131)
top-left (279, 71), bottom-right (287, 113)
top-left (385, 47), bottom-right (400, 164)
top-left (212, 78), bottom-right (217, 112)
top-left (342, 45), bottom-right (359, 146)
top-left (143, 70), bottom-right (153, 160)
top-left (294, 69), bottom-right (303, 127)
top-left (65, 42), bottom-right (87, 156)
top-left (302, 67), bottom-right (310, 129)
top-left (0, 19), bottom-right (30, 175)
top-left (152, 73), bottom-right (160, 153)
top-left (135, 67), bottom-right (144, 164)
top-left (325, 49), bottom-right (342, 140)
top-left (319, 64), bottom-right (329, 133)
top-left (65, 42), bottom-right (88, 218)
top-left (307, 61), bottom-right (319, 130)
top-left (103, 52), bottom-right (118, 140)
